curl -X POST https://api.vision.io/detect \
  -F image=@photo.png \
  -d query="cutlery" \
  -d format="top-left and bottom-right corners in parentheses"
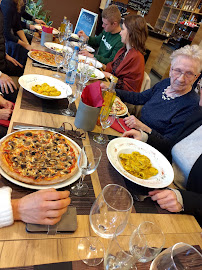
top-left (32, 63), bottom-right (65, 73)
top-left (13, 125), bottom-right (64, 133)
top-left (116, 116), bottom-right (127, 132)
top-left (133, 194), bottom-right (150, 202)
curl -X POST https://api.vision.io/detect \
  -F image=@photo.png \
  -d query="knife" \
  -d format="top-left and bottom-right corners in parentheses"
top-left (32, 63), bottom-right (65, 73)
top-left (13, 125), bottom-right (62, 132)
top-left (116, 117), bottom-right (127, 132)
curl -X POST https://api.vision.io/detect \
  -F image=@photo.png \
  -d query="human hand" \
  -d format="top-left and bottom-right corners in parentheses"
top-left (100, 82), bottom-right (108, 91)
top-left (12, 189), bottom-right (71, 225)
top-left (122, 129), bottom-right (142, 140)
top-left (1, 98), bottom-right (14, 110)
top-left (102, 71), bottom-right (111, 79)
top-left (0, 108), bottom-right (12, 120)
top-left (5, 54), bottom-right (23, 68)
top-left (35, 19), bottom-right (46, 25)
top-left (29, 24), bottom-right (36, 31)
top-left (25, 43), bottom-right (32, 51)
top-left (149, 189), bottom-right (183, 212)
top-left (79, 50), bottom-right (93, 58)
top-left (77, 30), bottom-right (88, 41)
top-left (123, 115), bottom-right (144, 130)
top-left (0, 73), bottom-right (17, 94)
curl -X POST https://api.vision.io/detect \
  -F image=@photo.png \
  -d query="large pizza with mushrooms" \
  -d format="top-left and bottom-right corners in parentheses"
top-left (29, 51), bottom-right (60, 67)
top-left (0, 130), bottom-right (79, 185)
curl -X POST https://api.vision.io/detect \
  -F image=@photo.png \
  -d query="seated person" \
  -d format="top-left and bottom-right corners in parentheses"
top-left (78, 4), bottom-right (123, 65)
top-left (0, 187), bottom-right (71, 227)
top-left (0, 0), bottom-right (45, 65)
top-left (0, 91), bottom-right (13, 138)
top-left (122, 86), bottom-right (202, 226)
top-left (113, 45), bottom-right (201, 140)
top-left (103, 15), bottom-right (148, 92)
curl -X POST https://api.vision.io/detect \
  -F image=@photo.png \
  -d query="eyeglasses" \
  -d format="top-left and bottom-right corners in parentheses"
top-left (57, 122), bottom-right (86, 140)
top-left (171, 68), bottom-right (197, 80)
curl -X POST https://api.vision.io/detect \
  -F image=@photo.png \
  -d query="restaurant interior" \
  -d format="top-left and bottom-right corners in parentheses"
top-left (0, 0), bottom-right (202, 269)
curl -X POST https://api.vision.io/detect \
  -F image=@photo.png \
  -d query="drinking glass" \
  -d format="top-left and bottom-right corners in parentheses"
top-left (64, 22), bottom-right (73, 45)
top-left (53, 51), bottom-right (63, 78)
top-left (150, 242), bottom-right (202, 270)
top-left (104, 223), bottom-right (147, 270)
top-left (61, 86), bottom-right (79, 116)
top-left (90, 184), bottom-right (133, 239)
top-left (130, 221), bottom-right (165, 263)
top-left (71, 145), bottom-right (102, 196)
top-left (78, 35), bottom-right (86, 50)
top-left (58, 31), bottom-right (65, 44)
top-left (93, 108), bottom-right (116, 144)
top-left (78, 58), bottom-right (95, 93)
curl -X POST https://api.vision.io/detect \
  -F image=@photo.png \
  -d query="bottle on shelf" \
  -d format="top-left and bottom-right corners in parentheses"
top-left (65, 46), bottom-right (79, 85)
top-left (60, 16), bottom-right (68, 33)
top-left (97, 75), bottom-right (118, 125)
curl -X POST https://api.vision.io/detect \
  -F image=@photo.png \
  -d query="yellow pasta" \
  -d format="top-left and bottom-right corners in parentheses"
top-left (119, 151), bottom-right (158, 179)
top-left (31, 83), bottom-right (61, 96)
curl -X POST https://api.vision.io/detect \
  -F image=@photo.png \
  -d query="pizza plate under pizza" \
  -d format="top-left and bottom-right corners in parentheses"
top-left (0, 130), bottom-right (82, 190)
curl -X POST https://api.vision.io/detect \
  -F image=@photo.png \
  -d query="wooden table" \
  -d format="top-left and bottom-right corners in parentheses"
top-left (0, 39), bottom-right (201, 268)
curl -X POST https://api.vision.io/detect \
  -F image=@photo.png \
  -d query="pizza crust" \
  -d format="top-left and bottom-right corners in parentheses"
top-left (30, 51), bottom-right (58, 67)
top-left (111, 97), bottom-right (127, 115)
top-left (0, 130), bottom-right (80, 186)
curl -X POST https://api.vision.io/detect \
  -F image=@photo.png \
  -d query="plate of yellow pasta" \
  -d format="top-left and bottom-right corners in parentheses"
top-left (107, 137), bottom-right (174, 188)
top-left (19, 74), bottom-right (72, 99)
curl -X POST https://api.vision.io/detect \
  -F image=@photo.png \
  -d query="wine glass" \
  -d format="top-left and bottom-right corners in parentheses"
top-left (78, 184), bottom-right (133, 266)
top-left (64, 22), bottom-right (73, 45)
top-left (78, 35), bottom-right (86, 50)
top-left (61, 86), bottom-right (79, 116)
top-left (104, 223), bottom-right (147, 270)
top-left (150, 242), bottom-right (202, 270)
top-left (78, 57), bottom-right (96, 93)
top-left (71, 145), bottom-right (102, 196)
top-left (130, 221), bottom-right (165, 263)
top-left (93, 108), bottom-right (116, 144)
top-left (52, 51), bottom-right (63, 78)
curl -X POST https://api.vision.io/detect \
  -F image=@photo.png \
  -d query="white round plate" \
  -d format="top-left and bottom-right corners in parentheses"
top-left (28, 51), bottom-right (57, 67)
top-left (44, 42), bottom-right (73, 54)
top-left (71, 33), bottom-right (79, 40)
top-left (77, 63), bottom-right (105, 80)
top-left (69, 42), bottom-right (95, 53)
top-left (34, 24), bottom-right (60, 35)
top-left (0, 130), bottom-right (81, 190)
top-left (106, 137), bottom-right (174, 188)
top-left (78, 55), bottom-right (102, 68)
top-left (18, 74), bottom-right (72, 99)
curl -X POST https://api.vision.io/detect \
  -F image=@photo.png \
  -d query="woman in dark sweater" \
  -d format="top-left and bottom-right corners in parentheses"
top-left (123, 88), bottom-right (202, 226)
top-left (115, 45), bottom-right (202, 140)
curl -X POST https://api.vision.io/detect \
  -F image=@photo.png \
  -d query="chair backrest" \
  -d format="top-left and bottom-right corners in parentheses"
top-left (140, 71), bottom-right (151, 92)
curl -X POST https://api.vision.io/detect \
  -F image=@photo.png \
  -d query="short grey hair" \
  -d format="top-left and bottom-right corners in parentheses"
top-left (170, 45), bottom-right (202, 73)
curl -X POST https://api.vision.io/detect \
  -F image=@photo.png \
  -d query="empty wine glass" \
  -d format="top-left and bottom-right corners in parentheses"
top-left (61, 86), bottom-right (79, 116)
top-left (53, 51), bottom-right (63, 78)
top-left (71, 145), bottom-right (102, 196)
top-left (78, 184), bottom-right (133, 267)
top-left (150, 242), bottom-right (202, 270)
top-left (93, 108), bottom-right (116, 144)
top-left (130, 221), bottom-right (165, 263)
top-left (78, 57), bottom-right (96, 93)
top-left (104, 223), bottom-right (147, 270)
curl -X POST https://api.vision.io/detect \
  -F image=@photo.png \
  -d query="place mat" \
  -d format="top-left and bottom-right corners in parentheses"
top-left (88, 132), bottom-right (170, 215)
top-left (20, 90), bottom-right (77, 115)
top-left (0, 123), bottom-right (96, 216)
top-left (3, 245), bottom-right (202, 270)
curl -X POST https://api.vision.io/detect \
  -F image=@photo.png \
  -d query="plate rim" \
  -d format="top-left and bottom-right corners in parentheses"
top-left (77, 63), bottom-right (105, 80)
top-left (18, 74), bottom-right (72, 100)
top-left (106, 137), bottom-right (174, 188)
top-left (28, 50), bottom-right (57, 68)
top-left (78, 55), bottom-right (102, 68)
top-left (0, 129), bottom-right (81, 190)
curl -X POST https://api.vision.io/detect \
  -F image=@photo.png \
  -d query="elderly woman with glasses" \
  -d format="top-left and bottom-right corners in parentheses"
top-left (122, 84), bottom-right (202, 226)
top-left (114, 45), bottom-right (201, 140)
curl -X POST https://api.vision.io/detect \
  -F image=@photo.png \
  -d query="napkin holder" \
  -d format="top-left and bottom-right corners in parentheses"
top-left (74, 100), bottom-right (101, 131)
top-left (26, 207), bottom-right (77, 234)
top-left (40, 27), bottom-right (53, 46)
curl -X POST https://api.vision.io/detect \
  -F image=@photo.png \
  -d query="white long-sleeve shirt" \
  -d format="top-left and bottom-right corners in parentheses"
top-left (0, 187), bottom-right (14, 228)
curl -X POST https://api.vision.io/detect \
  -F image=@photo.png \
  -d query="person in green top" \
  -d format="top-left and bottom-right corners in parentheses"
top-left (78, 5), bottom-right (123, 65)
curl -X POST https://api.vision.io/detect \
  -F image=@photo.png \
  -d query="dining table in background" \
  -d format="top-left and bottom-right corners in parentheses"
top-left (0, 36), bottom-right (201, 269)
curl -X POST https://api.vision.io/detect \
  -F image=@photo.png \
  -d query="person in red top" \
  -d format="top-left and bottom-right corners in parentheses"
top-left (103, 15), bottom-right (148, 92)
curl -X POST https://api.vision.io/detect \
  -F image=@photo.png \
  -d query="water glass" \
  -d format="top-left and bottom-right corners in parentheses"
top-left (104, 223), bottom-right (146, 270)
top-left (150, 242), bottom-right (202, 270)
top-left (61, 86), bottom-right (79, 117)
top-left (90, 184), bottom-right (133, 239)
top-left (53, 51), bottom-right (63, 78)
